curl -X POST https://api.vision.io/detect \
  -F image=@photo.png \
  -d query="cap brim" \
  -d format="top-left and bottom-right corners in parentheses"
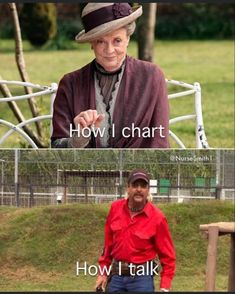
top-left (75, 5), bottom-right (142, 43)
top-left (129, 176), bottom-right (149, 185)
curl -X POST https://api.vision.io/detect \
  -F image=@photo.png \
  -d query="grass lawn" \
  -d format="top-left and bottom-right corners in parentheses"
top-left (0, 200), bottom-right (234, 291)
top-left (0, 39), bottom-right (234, 148)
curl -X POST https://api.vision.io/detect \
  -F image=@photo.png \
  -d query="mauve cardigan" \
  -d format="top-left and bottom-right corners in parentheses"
top-left (51, 55), bottom-right (169, 148)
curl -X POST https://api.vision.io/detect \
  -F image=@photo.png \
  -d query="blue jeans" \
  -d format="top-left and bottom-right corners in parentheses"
top-left (107, 274), bottom-right (154, 292)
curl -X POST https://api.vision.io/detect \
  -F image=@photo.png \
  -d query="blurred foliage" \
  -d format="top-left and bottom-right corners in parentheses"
top-left (0, 3), bottom-right (233, 45)
top-left (0, 149), bottom-right (218, 184)
top-left (19, 3), bottom-right (57, 47)
top-left (155, 3), bottom-right (234, 40)
top-left (45, 19), bottom-right (83, 50)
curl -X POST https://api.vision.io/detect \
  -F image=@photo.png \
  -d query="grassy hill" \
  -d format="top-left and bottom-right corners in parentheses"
top-left (0, 200), bottom-right (234, 291)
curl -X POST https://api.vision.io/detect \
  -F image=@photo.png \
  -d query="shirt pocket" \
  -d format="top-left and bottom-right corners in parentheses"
top-left (110, 221), bottom-right (122, 240)
top-left (132, 231), bottom-right (153, 250)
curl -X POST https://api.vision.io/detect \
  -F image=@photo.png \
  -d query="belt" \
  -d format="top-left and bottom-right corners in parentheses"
top-left (111, 260), bottom-right (154, 276)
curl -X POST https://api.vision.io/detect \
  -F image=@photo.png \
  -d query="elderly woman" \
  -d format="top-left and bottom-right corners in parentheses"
top-left (51, 3), bottom-right (169, 148)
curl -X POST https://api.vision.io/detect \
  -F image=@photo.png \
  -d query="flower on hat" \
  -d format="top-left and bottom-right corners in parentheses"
top-left (112, 3), bottom-right (132, 19)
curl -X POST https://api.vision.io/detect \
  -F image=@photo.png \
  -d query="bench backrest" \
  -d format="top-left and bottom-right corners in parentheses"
top-left (0, 79), bottom-right (209, 148)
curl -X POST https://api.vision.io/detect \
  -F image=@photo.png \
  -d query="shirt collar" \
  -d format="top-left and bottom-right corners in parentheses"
top-left (124, 198), bottom-right (151, 218)
top-left (93, 57), bottom-right (126, 76)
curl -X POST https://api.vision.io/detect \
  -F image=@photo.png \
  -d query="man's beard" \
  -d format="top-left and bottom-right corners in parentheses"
top-left (128, 194), bottom-right (147, 212)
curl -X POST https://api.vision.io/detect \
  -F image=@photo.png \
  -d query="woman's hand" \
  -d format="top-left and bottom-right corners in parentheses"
top-left (73, 109), bottom-right (105, 129)
top-left (68, 110), bottom-right (105, 148)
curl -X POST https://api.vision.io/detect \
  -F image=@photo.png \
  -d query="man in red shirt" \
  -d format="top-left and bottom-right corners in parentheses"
top-left (95, 169), bottom-right (176, 292)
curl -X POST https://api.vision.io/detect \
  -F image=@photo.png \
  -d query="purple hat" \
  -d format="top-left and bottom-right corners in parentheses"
top-left (75, 3), bottom-right (142, 43)
top-left (128, 169), bottom-right (150, 185)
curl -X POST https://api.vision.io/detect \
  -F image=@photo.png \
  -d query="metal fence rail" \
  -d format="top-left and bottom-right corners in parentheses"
top-left (0, 150), bottom-right (234, 207)
top-left (1, 182), bottom-right (233, 208)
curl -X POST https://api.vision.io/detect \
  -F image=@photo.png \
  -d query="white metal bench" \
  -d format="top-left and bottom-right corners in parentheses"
top-left (167, 79), bottom-right (209, 148)
top-left (0, 79), bottom-right (208, 148)
top-left (0, 80), bottom-right (57, 148)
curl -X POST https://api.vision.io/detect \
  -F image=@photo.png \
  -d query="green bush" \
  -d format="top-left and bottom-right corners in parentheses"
top-left (156, 3), bottom-right (234, 39)
top-left (20, 3), bottom-right (57, 46)
top-left (0, 23), bottom-right (14, 39)
top-left (44, 19), bottom-right (83, 50)
top-left (57, 19), bottom-right (83, 40)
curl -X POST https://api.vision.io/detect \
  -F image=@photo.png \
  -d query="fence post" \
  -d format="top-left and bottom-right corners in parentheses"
top-left (29, 184), bottom-right (34, 208)
top-left (15, 149), bottom-right (20, 207)
top-left (64, 172), bottom-right (67, 204)
top-left (119, 170), bottom-right (123, 199)
top-left (64, 186), bottom-right (67, 204)
top-left (85, 175), bottom-right (88, 203)
top-left (228, 233), bottom-right (235, 291)
top-left (205, 226), bottom-right (219, 291)
top-left (215, 185), bottom-right (222, 200)
top-left (0, 159), bottom-right (4, 205)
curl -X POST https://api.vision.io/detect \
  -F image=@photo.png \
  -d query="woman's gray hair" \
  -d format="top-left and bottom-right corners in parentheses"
top-left (124, 21), bottom-right (136, 37)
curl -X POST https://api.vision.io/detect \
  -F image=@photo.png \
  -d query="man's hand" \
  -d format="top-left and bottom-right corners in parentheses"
top-left (74, 110), bottom-right (105, 129)
top-left (160, 288), bottom-right (169, 292)
top-left (95, 275), bottom-right (108, 292)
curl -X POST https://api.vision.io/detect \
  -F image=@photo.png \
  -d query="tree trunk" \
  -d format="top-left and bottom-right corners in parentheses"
top-left (137, 3), bottom-right (157, 62)
top-left (0, 77), bottom-right (44, 147)
top-left (8, 3), bottom-right (43, 138)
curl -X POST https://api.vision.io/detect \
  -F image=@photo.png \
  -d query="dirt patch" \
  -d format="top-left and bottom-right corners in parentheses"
top-left (0, 264), bottom-right (60, 283)
top-left (0, 212), bottom-right (11, 223)
top-left (0, 209), bottom-right (26, 223)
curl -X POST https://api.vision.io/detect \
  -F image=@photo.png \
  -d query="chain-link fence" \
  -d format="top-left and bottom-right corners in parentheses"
top-left (0, 149), bottom-right (234, 207)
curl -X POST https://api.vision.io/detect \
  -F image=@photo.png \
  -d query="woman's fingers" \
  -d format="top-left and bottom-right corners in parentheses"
top-left (95, 114), bottom-right (105, 128)
top-left (74, 116), bottom-right (87, 129)
top-left (74, 110), bottom-right (104, 129)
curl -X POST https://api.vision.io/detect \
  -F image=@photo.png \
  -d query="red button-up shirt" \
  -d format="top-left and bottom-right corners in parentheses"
top-left (98, 199), bottom-right (176, 289)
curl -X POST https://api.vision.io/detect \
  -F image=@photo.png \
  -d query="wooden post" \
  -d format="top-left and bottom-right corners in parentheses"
top-left (228, 233), bottom-right (235, 291)
top-left (205, 226), bottom-right (219, 291)
top-left (200, 222), bottom-right (235, 292)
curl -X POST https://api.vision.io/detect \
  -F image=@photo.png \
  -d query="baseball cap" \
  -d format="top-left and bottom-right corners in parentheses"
top-left (127, 169), bottom-right (150, 185)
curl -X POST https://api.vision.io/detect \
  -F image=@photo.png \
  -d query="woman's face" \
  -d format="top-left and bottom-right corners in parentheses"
top-left (91, 28), bottom-right (129, 72)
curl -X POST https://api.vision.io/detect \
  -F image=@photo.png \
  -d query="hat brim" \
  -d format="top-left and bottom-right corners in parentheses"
top-left (75, 5), bottom-right (142, 43)
top-left (129, 175), bottom-right (149, 185)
